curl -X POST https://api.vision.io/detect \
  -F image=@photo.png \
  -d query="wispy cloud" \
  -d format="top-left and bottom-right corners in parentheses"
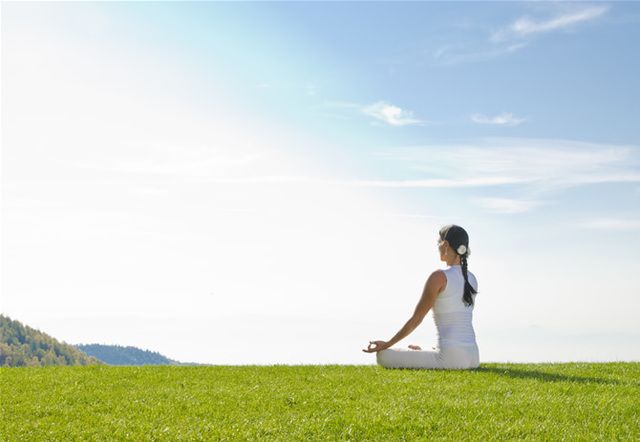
top-left (471, 112), bottom-right (528, 126)
top-left (365, 137), bottom-right (640, 213)
top-left (578, 217), bottom-right (640, 230)
top-left (189, 175), bottom-right (325, 184)
top-left (347, 176), bottom-right (526, 188)
top-left (399, 138), bottom-right (639, 185)
top-left (116, 152), bottom-right (267, 177)
top-left (472, 197), bottom-right (544, 214)
top-left (361, 101), bottom-right (424, 126)
top-left (129, 186), bottom-right (170, 197)
top-left (64, 138), bottom-right (640, 220)
top-left (66, 148), bottom-right (273, 180)
top-left (317, 100), bottom-right (431, 126)
top-left (65, 155), bottom-right (333, 185)
top-left (434, 42), bottom-right (528, 66)
top-left (2, 197), bottom-right (73, 210)
top-left (252, 81), bottom-right (317, 96)
top-left (386, 213), bottom-right (454, 220)
top-left (491, 5), bottom-right (610, 43)
top-left (434, 4), bottom-right (610, 66)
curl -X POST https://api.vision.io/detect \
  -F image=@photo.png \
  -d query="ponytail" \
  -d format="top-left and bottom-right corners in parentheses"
top-left (439, 223), bottom-right (477, 307)
top-left (460, 254), bottom-right (477, 307)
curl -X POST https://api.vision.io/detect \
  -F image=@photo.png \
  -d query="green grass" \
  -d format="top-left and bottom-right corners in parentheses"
top-left (1, 363), bottom-right (639, 440)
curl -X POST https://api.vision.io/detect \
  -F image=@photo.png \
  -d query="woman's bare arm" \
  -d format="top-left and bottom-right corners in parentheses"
top-left (383, 270), bottom-right (446, 349)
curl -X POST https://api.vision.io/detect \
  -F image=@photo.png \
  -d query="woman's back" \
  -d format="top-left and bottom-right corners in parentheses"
top-left (432, 264), bottom-right (478, 349)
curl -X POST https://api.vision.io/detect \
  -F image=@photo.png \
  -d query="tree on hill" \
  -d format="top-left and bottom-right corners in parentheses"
top-left (0, 314), bottom-right (102, 367)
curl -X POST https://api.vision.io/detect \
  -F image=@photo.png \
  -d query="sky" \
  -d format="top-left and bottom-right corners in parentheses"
top-left (2, 1), bottom-right (640, 365)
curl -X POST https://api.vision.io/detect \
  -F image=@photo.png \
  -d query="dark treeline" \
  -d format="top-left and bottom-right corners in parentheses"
top-left (75, 344), bottom-right (182, 366)
top-left (0, 314), bottom-right (102, 367)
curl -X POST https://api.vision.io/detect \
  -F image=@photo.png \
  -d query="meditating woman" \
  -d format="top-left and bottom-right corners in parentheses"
top-left (363, 224), bottom-right (480, 369)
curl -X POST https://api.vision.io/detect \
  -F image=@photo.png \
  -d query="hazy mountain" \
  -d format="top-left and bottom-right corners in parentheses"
top-left (74, 343), bottom-right (186, 366)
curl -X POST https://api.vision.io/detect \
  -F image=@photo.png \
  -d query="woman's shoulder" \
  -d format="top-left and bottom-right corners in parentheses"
top-left (430, 268), bottom-right (448, 283)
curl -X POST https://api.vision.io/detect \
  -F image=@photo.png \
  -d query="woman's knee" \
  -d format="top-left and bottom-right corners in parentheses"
top-left (376, 349), bottom-right (393, 367)
top-left (376, 348), bottom-right (409, 368)
top-left (376, 348), bottom-right (443, 369)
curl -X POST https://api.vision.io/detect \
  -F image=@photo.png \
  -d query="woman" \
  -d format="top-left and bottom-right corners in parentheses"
top-left (362, 224), bottom-right (480, 369)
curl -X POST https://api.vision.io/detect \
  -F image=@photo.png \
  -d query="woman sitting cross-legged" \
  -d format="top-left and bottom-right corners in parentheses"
top-left (363, 224), bottom-right (480, 370)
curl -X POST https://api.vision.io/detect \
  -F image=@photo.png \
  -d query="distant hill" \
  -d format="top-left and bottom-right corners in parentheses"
top-left (0, 314), bottom-right (103, 367)
top-left (75, 344), bottom-right (195, 366)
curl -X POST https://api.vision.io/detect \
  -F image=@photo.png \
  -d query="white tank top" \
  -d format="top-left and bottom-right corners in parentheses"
top-left (432, 264), bottom-right (479, 349)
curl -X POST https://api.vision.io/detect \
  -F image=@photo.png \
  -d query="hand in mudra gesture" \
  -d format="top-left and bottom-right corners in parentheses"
top-left (363, 341), bottom-right (424, 352)
top-left (362, 340), bottom-right (389, 353)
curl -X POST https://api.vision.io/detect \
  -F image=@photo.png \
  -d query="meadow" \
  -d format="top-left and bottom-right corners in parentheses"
top-left (1, 362), bottom-right (638, 440)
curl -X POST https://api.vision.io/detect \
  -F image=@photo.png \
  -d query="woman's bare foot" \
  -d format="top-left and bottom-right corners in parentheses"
top-left (408, 344), bottom-right (422, 350)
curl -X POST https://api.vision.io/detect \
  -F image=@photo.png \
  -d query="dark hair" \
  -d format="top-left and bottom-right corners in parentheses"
top-left (439, 224), bottom-right (477, 307)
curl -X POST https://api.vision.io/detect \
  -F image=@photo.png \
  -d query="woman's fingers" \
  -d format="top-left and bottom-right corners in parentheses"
top-left (363, 340), bottom-right (387, 353)
top-left (363, 342), bottom-right (377, 352)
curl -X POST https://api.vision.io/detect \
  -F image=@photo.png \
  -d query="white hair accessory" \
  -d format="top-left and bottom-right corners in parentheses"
top-left (457, 244), bottom-right (467, 255)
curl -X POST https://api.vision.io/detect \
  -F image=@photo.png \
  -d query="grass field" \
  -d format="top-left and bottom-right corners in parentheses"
top-left (1, 362), bottom-right (638, 440)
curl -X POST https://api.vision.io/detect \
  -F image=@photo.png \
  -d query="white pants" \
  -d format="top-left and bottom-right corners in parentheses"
top-left (376, 345), bottom-right (480, 370)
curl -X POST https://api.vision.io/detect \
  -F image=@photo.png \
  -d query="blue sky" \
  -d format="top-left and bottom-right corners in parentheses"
top-left (135, 1), bottom-right (640, 144)
top-left (2, 2), bottom-right (640, 364)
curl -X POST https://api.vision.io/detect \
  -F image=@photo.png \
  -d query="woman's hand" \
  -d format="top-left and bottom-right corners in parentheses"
top-left (362, 340), bottom-right (389, 353)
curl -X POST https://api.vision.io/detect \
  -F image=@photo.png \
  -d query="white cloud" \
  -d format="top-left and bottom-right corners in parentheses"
top-left (315, 100), bottom-right (430, 126)
top-left (66, 138), bottom-right (640, 199)
top-left (492, 5), bottom-right (610, 43)
top-left (472, 197), bottom-right (543, 214)
top-left (471, 112), bottom-right (527, 126)
top-left (386, 213), bottom-right (452, 220)
top-left (188, 175), bottom-right (324, 184)
top-left (434, 5), bottom-right (609, 66)
top-left (129, 186), bottom-right (170, 197)
top-left (251, 80), bottom-right (317, 97)
top-left (578, 217), bottom-right (640, 230)
top-left (402, 138), bottom-right (638, 187)
top-left (115, 151), bottom-right (270, 179)
top-left (361, 101), bottom-right (424, 126)
top-left (366, 138), bottom-right (640, 213)
top-left (348, 176), bottom-right (526, 188)
top-left (433, 42), bottom-right (528, 66)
